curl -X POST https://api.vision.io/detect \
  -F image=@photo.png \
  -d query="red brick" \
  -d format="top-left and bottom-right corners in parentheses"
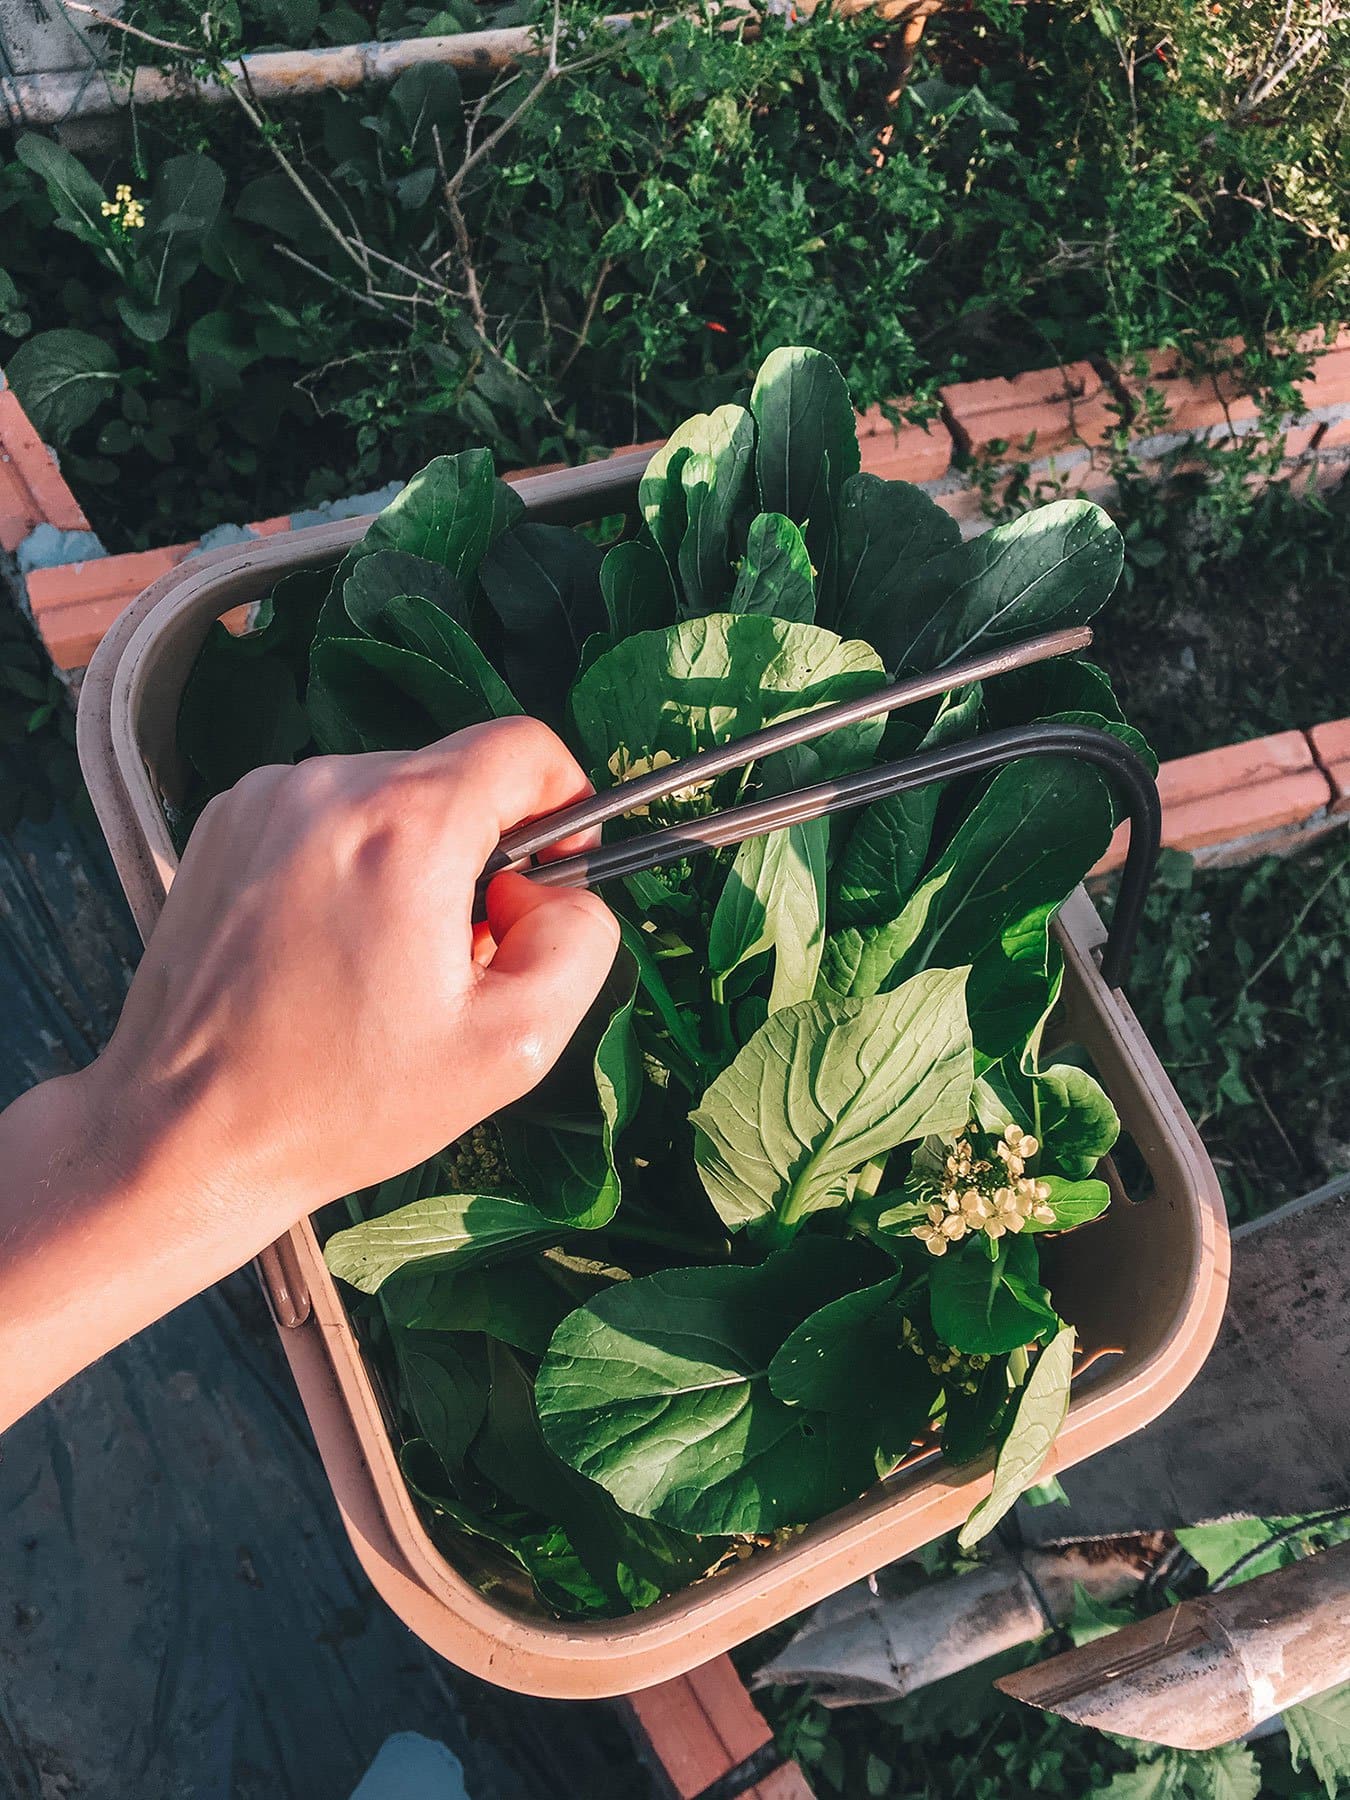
top-left (857, 404), bottom-right (954, 482)
top-left (1093, 730), bottom-right (1333, 873)
top-left (1309, 719), bottom-right (1350, 816)
top-left (27, 543), bottom-right (193, 670)
top-left (1118, 339), bottom-right (1258, 436)
top-left (1296, 327), bottom-right (1350, 408)
top-left (939, 361), bottom-right (1118, 461)
top-left (628, 1656), bottom-right (810, 1799)
top-left (0, 389), bottom-right (91, 550)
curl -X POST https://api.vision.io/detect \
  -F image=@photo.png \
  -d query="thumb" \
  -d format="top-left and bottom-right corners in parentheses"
top-left (470, 872), bottom-right (620, 1091)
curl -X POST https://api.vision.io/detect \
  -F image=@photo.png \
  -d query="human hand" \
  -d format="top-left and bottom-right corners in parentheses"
top-left (90, 715), bottom-right (618, 1245)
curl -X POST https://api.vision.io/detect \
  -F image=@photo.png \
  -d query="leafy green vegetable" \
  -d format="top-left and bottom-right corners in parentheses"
top-left (958, 1323), bottom-right (1075, 1548)
top-left (182, 344), bottom-right (1141, 1621)
top-left (690, 968), bottom-right (973, 1237)
top-left (929, 1235), bottom-right (1059, 1355)
top-left (568, 611), bottom-right (887, 791)
top-left (729, 513), bottom-right (816, 622)
top-left (323, 1191), bottom-right (563, 1293)
top-left (536, 1240), bottom-right (903, 1534)
top-left (875, 499), bottom-right (1125, 674)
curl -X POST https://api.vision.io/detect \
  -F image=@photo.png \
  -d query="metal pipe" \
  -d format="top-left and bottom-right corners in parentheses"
top-left (524, 722), bottom-right (1161, 992)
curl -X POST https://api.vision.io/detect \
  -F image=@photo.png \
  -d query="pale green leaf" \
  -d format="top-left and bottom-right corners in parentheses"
top-left (958, 1323), bottom-right (1075, 1548)
top-left (323, 1192), bottom-right (561, 1293)
top-left (689, 967), bottom-right (973, 1234)
top-left (1286, 1679), bottom-right (1350, 1795)
top-left (729, 513), bottom-right (816, 622)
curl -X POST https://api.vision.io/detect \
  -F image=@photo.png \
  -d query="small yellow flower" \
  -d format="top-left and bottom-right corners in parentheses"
top-left (101, 183), bottom-right (146, 232)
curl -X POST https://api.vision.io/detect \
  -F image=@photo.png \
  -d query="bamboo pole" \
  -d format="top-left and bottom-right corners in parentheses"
top-left (996, 1541), bottom-right (1350, 1751)
top-left (0, 0), bottom-right (937, 127)
top-left (752, 1537), bottom-right (1171, 1708)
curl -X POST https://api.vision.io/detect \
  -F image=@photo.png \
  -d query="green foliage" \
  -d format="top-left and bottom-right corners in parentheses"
top-left (1119, 844), bottom-right (1350, 1222)
top-left (177, 344), bottom-right (1145, 1613)
top-left (4, 1), bottom-right (1346, 551)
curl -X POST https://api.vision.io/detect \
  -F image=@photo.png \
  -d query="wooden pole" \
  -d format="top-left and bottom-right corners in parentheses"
top-left (996, 1541), bottom-right (1350, 1751)
top-left (0, 0), bottom-right (926, 127)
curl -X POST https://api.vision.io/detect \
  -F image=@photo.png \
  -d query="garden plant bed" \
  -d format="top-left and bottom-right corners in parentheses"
top-left (2, 1), bottom-right (1347, 554)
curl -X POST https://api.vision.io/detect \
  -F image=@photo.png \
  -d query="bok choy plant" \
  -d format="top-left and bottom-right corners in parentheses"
top-left (177, 347), bottom-right (1154, 1617)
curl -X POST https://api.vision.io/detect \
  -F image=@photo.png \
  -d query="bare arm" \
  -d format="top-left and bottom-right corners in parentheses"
top-left (0, 716), bottom-right (617, 1431)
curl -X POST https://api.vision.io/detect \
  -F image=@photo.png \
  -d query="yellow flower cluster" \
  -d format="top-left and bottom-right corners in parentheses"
top-left (901, 1318), bottom-right (990, 1395)
top-left (912, 1124), bottom-right (1056, 1257)
top-left (607, 744), bottom-right (715, 817)
top-left (101, 183), bottom-right (146, 230)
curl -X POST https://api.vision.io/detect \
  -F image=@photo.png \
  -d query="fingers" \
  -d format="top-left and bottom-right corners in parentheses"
top-left (468, 872), bottom-right (619, 1097)
top-left (416, 717), bottom-right (600, 869)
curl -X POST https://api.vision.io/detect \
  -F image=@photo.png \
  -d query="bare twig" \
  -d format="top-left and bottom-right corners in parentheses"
top-left (558, 255), bottom-right (614, 377)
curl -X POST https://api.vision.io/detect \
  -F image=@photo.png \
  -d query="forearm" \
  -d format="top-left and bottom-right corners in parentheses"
top-left (0, 1065), bottom-right (264, 1431)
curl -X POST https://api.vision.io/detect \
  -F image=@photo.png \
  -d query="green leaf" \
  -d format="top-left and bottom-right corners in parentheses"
top-left (394, 1330), bottom-right (489, 1468)
top-left (141, 153), bottom-right (225, 311)
top-left (115, 296), bottom-right (174, 343)
top-left (600, 540), bottom-right (675, 637)
top-left (1286, 1679), bottom-right (1350, 1795)
top-left (729, 513), bottom-right (816, 622)
top-left (1066, 1577), bottom-right (1135, 1645)
top-left (323, 1191), bottom-right (562, 1293)
top-left (708, 811), bottom-right (828, 1013)
top-left (957, 1322), bottom-right (1075, 1548)
top-left (536, 1239), bottom-right (899, 1534)
top-left (750, 347), bottom-right (860, 612)
top-left (1035, 1062), bottom-right (1121, 1176)
top-left (639, 403), bottom-right (754, 604)
top-left (1181, 1746), bottom-right (1263, 1800)
top-left (307, 636), bottom-right (506, 752)
top-left (178, 624), bottom-right (310, 791)
top-left (930, 1235), bottom-right (1059, 1355)
top-left (1087, 1758), bottom-right (1183, 1800)
top-left (383, 1259), bottom-right (606, 1354)
top-left (569, 612), bottom-right (887, 793)
top-left (476, 1344), bottom-right (714, 1614)
top-left (387, 61), bottom-right (462, 158)
top-left (837, 759), bottom-right (1114, 998)
top-left (354, 450), bottom-right (517, 583)
top-left (875, 499), bottom-right (1125, 674)
top-left (1028, 1176), bottom-right (1110, 1232)
top-left (341, 549), bottom-right (467, 633)
top-left (500, 949), bottom-right (641, 1229)
top-left (689, 967), bottom-right (973, 1236)
top-left (365, 596), bottom-right (521, 719)
top-left (941, 1354), bottom-right (1013, 1464)
top-left (827, 471), bottom-right (961, 640)
top-left (478, 521), bottom-right (606, 717)
top-left (677, 418), bottom-right (756, 611)
top-left (15, 134), bottom-right (114, 251)
top-left (826, 684), bottom-right (983, 938)
top-left (981, 656), bottom-right (1127, 730)
top-left (769, 1276), bottom-right (938, 1447)
top-left (7, 329), bottom-right (118, 442)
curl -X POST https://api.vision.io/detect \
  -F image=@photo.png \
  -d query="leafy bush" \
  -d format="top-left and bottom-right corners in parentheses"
top-left (175, 345), bottom-right (1154, 1615)
top-left (3, 1), bottom-right (1345, 550)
